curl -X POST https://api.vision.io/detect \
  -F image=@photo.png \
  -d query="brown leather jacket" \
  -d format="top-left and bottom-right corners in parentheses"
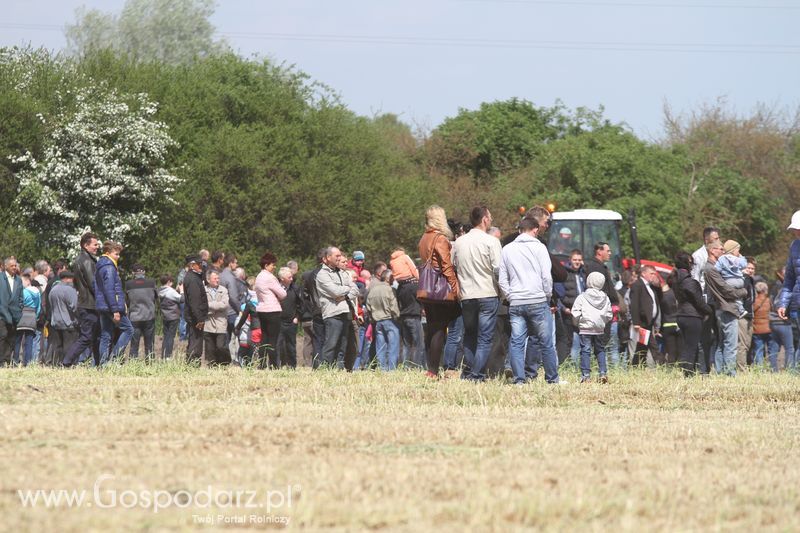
top-left (752, 293), bottom-right (771, 334)
top-left (418, 229), bottom-right (460, 301)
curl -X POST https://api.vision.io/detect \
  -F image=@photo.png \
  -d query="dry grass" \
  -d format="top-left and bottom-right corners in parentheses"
top-left (1, 361), bottom-right (799, 531)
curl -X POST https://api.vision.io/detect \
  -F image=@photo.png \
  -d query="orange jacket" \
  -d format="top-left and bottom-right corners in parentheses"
top-left (390, 250), bottom-right (419, 281)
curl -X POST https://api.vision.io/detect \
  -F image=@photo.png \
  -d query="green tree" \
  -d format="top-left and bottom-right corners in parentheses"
top-left (425, 99), bottom-right (607, 183)
top-left (11, 81), bottom-right (180, 257)
top-left (65, 0), bottom-right (227, 64)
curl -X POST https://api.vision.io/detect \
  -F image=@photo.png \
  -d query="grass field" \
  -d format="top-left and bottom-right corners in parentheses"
top-left (1, 362), bottom-right (799, 531)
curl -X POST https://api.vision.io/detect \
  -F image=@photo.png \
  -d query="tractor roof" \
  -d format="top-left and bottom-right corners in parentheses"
top-left (551, 209), bottom-right (623, 221)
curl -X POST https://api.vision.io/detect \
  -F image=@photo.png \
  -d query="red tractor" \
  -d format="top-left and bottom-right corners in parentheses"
top-left (544, 207), bottom-right (673, 284)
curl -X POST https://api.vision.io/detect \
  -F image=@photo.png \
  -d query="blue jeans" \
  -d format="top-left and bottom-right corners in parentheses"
top-left (606, 321), bottom-right (620, 366)
top-left (400, 316), bottom-right (424, 367)
top-left (443, 315), bottom-right (464, 370)
top-left (178, 303), bottom-right (188, 341)
top-left (791, 314), bottom-right (800, 371)
top-left (32, 329), bottom-right (43, 362)
top-left (98, 312), bottom-right (134, 365)
top-left (570, 331), bottom-right (580, 366)
top-left (14, 330), bottom-right (35, 365)
top-left (461, 297), bottom-right (499, 381)
top-left (353, 323), bottom-right (375, 370)
top-left (770, 323), bottom-right (795, 371)
top-left (375, 319), bottom-right (400, 370)
top-left (713, 310), bottom-right (739, 376)
top-left (508, 303), bottom-right (558, 384)
top-left (752, 333), bottom-right (771, 367)
top-left (580, 334), bottom-right (607, 378)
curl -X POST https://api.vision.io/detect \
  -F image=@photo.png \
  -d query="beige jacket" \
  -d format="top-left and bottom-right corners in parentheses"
top-left (205, 285), bottom-right (230, 334)
top-left (452, 228), bottom-right (502, 300)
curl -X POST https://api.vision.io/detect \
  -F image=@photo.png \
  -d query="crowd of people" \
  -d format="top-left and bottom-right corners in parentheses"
top-left (1, 205), bottom-right (800, 382)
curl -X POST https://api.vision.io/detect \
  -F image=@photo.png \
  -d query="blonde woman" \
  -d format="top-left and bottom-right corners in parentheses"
top-left (417, 205), bottom-right (460, 378)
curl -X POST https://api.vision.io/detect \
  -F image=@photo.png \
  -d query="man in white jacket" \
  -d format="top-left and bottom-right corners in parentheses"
top-left (498, 217), bottom-right (561, 385)
top-left (452, 206), bottom-right (503, 382)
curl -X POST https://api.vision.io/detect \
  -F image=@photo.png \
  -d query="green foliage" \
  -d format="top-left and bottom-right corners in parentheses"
top-left (0, 46), bottom-right (794, 276)
top-left (0, 48), bottom-right (429, 275)
top-left (65, 0), bottom-right (227, 64)
top-left (426, 99), bottom-right (610, 184)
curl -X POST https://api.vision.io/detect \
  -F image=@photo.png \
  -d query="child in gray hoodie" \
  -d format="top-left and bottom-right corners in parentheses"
top-left (571, 271), bottom-right (613, 383)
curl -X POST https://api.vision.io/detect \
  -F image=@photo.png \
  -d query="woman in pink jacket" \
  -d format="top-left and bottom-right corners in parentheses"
top-left (255, 252), bottom-right (287, 369)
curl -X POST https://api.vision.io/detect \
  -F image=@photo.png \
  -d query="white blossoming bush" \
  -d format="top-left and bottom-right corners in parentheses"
top-left (12, 84), bottom-right (181, 255)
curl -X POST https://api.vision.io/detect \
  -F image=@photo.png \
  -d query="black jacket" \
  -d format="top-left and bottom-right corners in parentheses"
top-left (660, 289), bottom-right (679, 325)
top-left (72, 250), bottom-right (97, 310)
top-left (584, 257), bottom-right (619, 305)
top-left (562, 266), bottom-right (585, 309)
top-left (301, 266), bottom-right (323, 319)
top-left (397, 280), bottom-right (421, 317)
top-left (742, 275), bottom-right (755, 315)
top-left (630, 278), bottom-right (661, 329)
top-left (280, 282), bottom-right (302, 322)
top-left (183, 269), bottom-right (208, 326)
top-left (673, 268), bottom-right (712, 319)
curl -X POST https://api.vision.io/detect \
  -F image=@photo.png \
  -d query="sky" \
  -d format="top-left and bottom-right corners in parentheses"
top-left (2, 0), bottom-right (799, 139)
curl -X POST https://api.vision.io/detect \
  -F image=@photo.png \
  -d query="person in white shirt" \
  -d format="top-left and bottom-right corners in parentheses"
top-left (691, 226), bottom-right (720, 290)
top-left (452, 206), bottom-right (502, 382)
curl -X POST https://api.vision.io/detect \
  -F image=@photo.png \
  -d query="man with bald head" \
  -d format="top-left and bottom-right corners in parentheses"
top-left (704, 240), bottom-right (747, 376)
top-left (0, 256), bottom-right (23, 365)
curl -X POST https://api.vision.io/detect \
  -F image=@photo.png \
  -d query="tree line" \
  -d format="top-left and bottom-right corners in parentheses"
top-left (1, 45), bottom-right (798, 278)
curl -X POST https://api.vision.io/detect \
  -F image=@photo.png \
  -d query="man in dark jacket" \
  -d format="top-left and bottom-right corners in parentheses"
top-left (738, 258), bottom-right (756, 369)
top-left (397, 278), bottom-right (423, 367)
top-left (0, 256), bottom-right (23, 366)
top-left (561, 249), bottom-right (585, 365)
top-left (630, 265), bottom-right (662, 366)
top-left (583, 242), bottom-right (619, 352)
top-left (63, 232), bottom-right (101, 367)
top-left (183, 255), bottom-right (208, 363)
top-left (277, 267), bottom-right (302, 368)
top-left (301, 249), bottom-right (326, 366)
top-left (704, 240), bottom-right (747, 376)
top-left (125, 264), bottom-right (158, 360)
top-left (584, 243), bottom-right (619, 305)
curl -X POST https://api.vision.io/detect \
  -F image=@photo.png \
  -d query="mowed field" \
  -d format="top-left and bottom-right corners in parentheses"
top-left (1, 361), bottom-right (799, 531)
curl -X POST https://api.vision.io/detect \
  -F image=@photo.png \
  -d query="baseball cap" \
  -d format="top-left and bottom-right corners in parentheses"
top-left (788, 210), bottom-right (800, 230)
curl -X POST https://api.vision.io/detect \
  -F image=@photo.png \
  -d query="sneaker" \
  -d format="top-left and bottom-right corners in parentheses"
top-left (557, 379), bottom-right (569, 385)
top-left (599, 375), bottom-right (609, 384)
top-left (580, 376), bottom-right (591, 383)
top-left (504, 367), bottom-right (513, 380)
top-left (424, 370), bottom-right (439, 380)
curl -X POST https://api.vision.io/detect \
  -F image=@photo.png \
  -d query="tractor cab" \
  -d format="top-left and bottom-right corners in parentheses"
top-left (546, 209), bottom-right (624, 285)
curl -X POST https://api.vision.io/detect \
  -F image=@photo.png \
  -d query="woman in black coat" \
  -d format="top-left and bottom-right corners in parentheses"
top-left (667, 252), bottom-right (713, 376)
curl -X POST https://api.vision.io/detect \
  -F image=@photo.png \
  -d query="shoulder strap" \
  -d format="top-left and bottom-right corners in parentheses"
top-left (424, 233), bottom-right (445, 268)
